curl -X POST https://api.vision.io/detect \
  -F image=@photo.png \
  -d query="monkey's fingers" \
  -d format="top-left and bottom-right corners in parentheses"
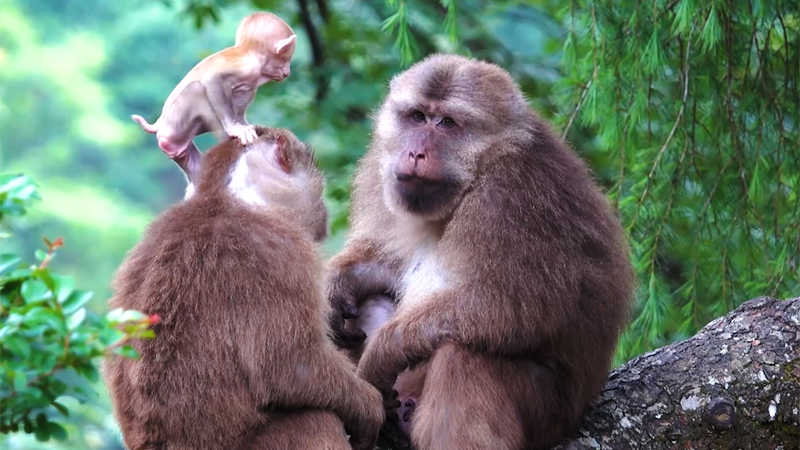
top-left (341, 304), bottom-right (360, 319)
top-left (348, 428), bottom-right (380, 450)
top-left (384, 390), bottom-right (401, 421)
top-left (243, 126), bottom-right (257, 144)
top-left (332, 327), bottom-right (367, 349)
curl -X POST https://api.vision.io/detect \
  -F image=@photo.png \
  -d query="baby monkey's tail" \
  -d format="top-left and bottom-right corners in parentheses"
top-left (131, 114), bottom-right (158, 134)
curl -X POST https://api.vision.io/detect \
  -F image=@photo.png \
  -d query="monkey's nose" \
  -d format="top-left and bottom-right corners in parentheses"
top-left (408, 151), bottom-right (426, 163)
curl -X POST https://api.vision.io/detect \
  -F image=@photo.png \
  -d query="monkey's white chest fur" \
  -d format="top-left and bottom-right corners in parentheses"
top-left (398, 248), bottom-right (449, 311)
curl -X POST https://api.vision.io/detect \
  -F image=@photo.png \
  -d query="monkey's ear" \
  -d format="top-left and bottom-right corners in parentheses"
top-left (274, 135), bottom-right (292, 173)
top-left (275, 35), bottom-right (296, 54)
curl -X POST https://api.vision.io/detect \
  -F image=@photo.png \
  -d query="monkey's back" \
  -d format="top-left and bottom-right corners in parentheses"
top-left (104, 197), bottom-right (319, 450)
top-left (451, 114), bottom-right (636, 417)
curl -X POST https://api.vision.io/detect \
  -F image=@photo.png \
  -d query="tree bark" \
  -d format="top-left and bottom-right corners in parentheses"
top-left (376, 296), bottom-right (800, 450)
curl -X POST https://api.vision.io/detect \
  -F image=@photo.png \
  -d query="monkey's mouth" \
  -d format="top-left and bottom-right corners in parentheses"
top-left (396, 173), bottom-right (443, 196)
top-left (394, 174), bottom-right (456, 215)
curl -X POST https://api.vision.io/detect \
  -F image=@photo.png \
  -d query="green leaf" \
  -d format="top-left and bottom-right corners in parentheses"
top-left (62, 290), bottom-right (92, 314)
top-left (52, 274), bottom-right (76, 303)
top-left (699, 6), bottom-right (721, 52)
top-left (0, 174), bottom-right (35, 195)
top-left (23, 417), bottom-right (34, 434)
top-left (139, 329), bottom-right (156, 340)
top-left (75, 363), bottom-right (99, 383)
top-left (67, 308), bottom-right (86, 330)
top-left (52, 401), bottom-right (70, 417)
top-left (14, 371), bottom-right (28, 391)
top-left (34, 249), bottom-right (47, 262)
top-left (4, 334), bottom-right (31, 359)
top-left (0, 253), bottom-right (21, 274)
top-left (45, 421), bottom-right (68, 441)
top-left (20, 279), bottom-right (52, 303)
top-left (24, 306), bottom-right (67, 337)
top-left (106, 308), bottom-right (145, 324)
top-left (34, 425), bottom-right (50, 442)
top-left (117, 345), bottom-right (141, 360)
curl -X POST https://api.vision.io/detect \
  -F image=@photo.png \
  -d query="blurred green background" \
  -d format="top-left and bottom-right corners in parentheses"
top-left (1, 0), bottom-right (797, 448)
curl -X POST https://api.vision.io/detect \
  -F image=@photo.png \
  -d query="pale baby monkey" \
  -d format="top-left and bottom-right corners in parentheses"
top-left (131, 11), bottom-right (296, 184)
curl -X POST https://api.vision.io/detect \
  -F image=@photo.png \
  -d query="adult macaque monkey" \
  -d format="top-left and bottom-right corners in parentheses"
top-left (327, 54), bottom-right (635, 450)
top-left (131, 11), bottom-right (296, 184)
top-left (103, 127), bottom-right (383, 450)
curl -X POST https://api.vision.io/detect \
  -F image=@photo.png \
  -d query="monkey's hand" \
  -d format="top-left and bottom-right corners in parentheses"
top-left (327, 269), bottom-right (368, 349)
top-left (226, 123), bottom-right (258, 145)
top-left (328, 258), bottom-right (397, 350)
top-left (356, 322), bottom-right (407, 411)
top-left (329, 295), bottom-right (367, 350)
top-left (346, 381), bottom-right (384, 450)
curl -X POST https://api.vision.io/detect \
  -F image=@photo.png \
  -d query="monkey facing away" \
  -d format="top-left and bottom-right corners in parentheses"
top-left (131, 12), bottom-right (296, 185)
top-left (327, 54), bottom-right (636, 450)
top-left (103, 126), bottom-right (383, 450)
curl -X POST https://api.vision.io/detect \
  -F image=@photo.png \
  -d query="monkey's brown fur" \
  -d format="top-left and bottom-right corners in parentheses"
top-left (103, 126), bottom-right (383, 450)
top-left (327, 54), bottom-right (636, 450)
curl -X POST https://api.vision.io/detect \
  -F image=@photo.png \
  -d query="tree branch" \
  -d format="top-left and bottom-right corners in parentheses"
top-left (296, 0), bottom-right (329, 102)
top-left (376, 296), bottom-right (800, 450)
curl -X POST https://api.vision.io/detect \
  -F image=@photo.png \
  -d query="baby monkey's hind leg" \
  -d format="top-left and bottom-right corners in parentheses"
top-left (392, 362), bottom-right (429, 436)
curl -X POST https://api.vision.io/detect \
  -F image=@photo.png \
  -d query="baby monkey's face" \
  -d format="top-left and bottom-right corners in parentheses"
top-left (262, 54), bottom-right (292, 81)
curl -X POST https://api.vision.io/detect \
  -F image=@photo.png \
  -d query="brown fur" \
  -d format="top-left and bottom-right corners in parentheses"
top-left (103, 126), bottom-right (383, 450)
top-left (326, 54), bottom-right (636, 450)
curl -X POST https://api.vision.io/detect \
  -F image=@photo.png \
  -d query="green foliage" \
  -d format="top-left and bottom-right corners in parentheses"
top-left (0, 174), bottom-right (156, 442)
top-left (553, 0), bottom-right (800, 363)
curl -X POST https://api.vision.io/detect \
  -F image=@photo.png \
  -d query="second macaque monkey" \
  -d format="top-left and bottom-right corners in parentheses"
top-left (103, 127), bottom-right (383, 450)
top-left (327, 54), bottom-right (635, 450)
top-left (131, 11), bottom-right (296, 181)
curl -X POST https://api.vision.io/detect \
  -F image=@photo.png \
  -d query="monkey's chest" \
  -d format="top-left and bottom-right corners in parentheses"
top-left (231, 86), bottom-right (256, 115)
top-left (398, 252), bottom-right (448, 310)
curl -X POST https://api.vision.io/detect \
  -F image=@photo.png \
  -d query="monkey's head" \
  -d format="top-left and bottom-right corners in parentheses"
top-left (236, 12), bottom-right (296, 81)
top-left (197, 127), bottom-right (328, 242)
top-left (373, 53), bottom-right (529, 222)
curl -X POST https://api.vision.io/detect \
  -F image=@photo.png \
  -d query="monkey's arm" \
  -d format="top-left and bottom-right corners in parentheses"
top-left (326, 239), bottom-right (400, 348)
top-left (356, 293), bottom-right (454, 394)
top-left (202, 72), bottom-right (258, 144)
top-left (357, 261), bottom-right (581, 395)
top-left (267, 338), bottom-right (385, 450)
top-left (238, 262), bottom-right (383, 450)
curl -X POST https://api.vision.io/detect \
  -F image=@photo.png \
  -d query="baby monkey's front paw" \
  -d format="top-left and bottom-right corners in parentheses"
top-left (228, 124), bottom-right (258, 145)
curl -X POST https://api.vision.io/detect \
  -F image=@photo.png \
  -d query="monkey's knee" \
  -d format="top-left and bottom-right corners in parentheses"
top-left (410, 344), bottom-right (525, 450)
top-left (242, 411), bottom-right (350, 450)
top-left (156, 134), bottom-right (188, 160)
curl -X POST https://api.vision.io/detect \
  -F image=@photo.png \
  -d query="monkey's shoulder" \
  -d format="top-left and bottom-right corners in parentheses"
top-left (184, 48), bottom-right (262, 85)
top-left (146, 202), bottom-right (316, 266)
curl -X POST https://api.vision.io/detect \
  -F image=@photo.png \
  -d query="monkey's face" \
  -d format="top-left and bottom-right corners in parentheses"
top-left (262, 34), bottom-right (296, 81)
top-left (231, 129), bottom-right (328, 242)
top-left (261, 54), bottom-right (292, 81)
top-left (375, 54), bottom-right (527, 222)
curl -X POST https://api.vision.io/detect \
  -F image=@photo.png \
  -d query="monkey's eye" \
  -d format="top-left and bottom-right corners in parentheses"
top-left (411, 110), bottom-right (426, 122)
top-left (439, 117), bottom-right (456, 128)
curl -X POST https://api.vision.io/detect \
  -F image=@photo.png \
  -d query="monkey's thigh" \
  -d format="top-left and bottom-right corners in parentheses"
top-left (410, 343), bottom-right (569, 450)
top-left (242, 411), bottom-right (350, 450)
top-left (160, 82), bottom-right (214, 140)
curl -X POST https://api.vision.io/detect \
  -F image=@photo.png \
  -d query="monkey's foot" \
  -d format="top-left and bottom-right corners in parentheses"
top-left (228, 124), bottom-right (258, 145)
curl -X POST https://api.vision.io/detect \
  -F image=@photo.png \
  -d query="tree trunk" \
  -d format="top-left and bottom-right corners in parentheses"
top-left (376, 296), bottom-right (800, 450)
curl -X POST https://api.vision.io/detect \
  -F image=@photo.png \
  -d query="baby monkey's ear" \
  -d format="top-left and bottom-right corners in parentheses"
top-left (275, 35), bottom-right (296, 54)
